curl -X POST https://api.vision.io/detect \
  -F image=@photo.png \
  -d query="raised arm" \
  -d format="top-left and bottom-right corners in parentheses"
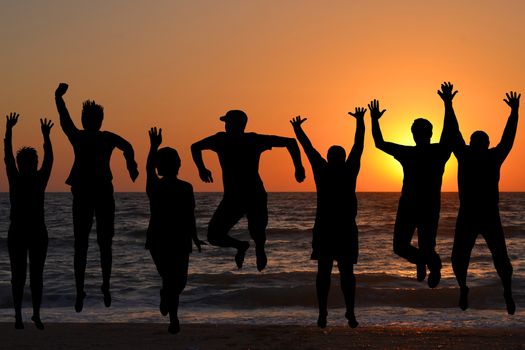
top-left (191, 135), bottom-right (217, 183)
top-left (369, 99), bottom-right (405, 157)
top-left (438, 81), bottom-right (465, 150)
top-left (495, 91), bottom-right (520, 160)
top-left (4, 113), bottom-right (19, 180)
top-left (39, 118), bottom-right (54, 183)
top-left (346, 107), bottom-right (366, 169)
top-left (290, 116), bottom-right (324, 167)
top-left (146, 127), bottom-right (162, 194)
top-left (55, 83), bottom-right (78, 139)
top-left (112, 133), bottom-right (139, 182)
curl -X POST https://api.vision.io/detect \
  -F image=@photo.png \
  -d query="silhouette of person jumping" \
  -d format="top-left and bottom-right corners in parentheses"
top-left (443, 84), bottom-right (520, 315)
top-left (146, 127), bottom-right (205, 334)
top-left (191, 110), bottom-right (305, 271)
top-left (291, 108), bottom-right (365, 329)
top-left (370, 92), bottom-right (455, 288)
top-left (4, 113), bottom-right (53, 330)
top-left (55, 83), bottom-right (139, 312)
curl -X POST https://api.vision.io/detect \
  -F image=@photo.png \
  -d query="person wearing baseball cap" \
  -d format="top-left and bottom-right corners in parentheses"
top-left (191, 109), bottom-right (305, 271)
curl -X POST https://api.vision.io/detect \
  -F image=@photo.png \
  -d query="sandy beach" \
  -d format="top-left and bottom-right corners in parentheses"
top-left (0, 323), bottom-right (524, 349)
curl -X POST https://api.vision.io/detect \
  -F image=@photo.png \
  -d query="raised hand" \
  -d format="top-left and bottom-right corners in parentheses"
top-left (199, 168), bottom-right (213, 183)
top-left (504, 91), bottom-right (521, 110)
top-left (368, 99), bottom-right (386, 120)
top-left (148, 127), bottom-right (162, 148)
top-left (55, 83), bottom-right (69, 97)
top-left (348, 107), bottom-right (367, 119)
top-left (6, 112), bottom-right (19, 129)
top-left (290, 116), bottom-right (307, 128)
top-left (438, 81), bottom-right (458, 102)
top-left (40, 118), bottom-right (54, 136)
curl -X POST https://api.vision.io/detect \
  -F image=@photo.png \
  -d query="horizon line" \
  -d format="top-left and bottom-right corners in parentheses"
top-left (1, 191), bottom-right (525, 194)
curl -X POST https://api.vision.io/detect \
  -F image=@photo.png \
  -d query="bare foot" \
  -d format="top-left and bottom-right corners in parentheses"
top-left (235, 241), bottom-right (250, 269)
top-left (31, 315), bottom-right (44, 330)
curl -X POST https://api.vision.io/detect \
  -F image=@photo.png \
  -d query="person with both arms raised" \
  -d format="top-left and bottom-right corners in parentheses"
top-left (290, 107), bottom-right (365, 329)
top-left (4, 113), bottom-right (54, 330)
top-left (369, 86), bottom-right (456, 288)
top-left (442, 82), bottom-right (519, 314)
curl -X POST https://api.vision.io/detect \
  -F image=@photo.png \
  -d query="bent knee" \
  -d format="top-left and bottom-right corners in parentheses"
top-left (206, 235), bottom-right (222, 247)
top-left (393, 243), bottom-right (408, 257)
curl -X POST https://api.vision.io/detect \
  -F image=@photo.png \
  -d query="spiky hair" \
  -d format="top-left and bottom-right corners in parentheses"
top-left (16, 146), bottom-right (38, 163)
top-left (82, 100), bottom-right (104, 117)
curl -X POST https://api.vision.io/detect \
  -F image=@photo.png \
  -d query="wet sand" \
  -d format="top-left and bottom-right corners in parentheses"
top-left (0, 323), bottom-right (524, 349)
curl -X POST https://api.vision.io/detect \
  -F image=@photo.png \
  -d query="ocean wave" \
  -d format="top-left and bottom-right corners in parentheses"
top-left (190, 283), bottom-right (520, 310)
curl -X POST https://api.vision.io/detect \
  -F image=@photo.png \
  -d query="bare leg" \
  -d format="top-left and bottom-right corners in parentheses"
top-left (208, 199), bottom-right (247, 268)
top-left (29, 240), bottom-right (47, 330)
top-left (96, 190), bottom-right (115, 308)
top-left (451, 218), bottom-right (476, 311)
top-left (9, 240), bottom-right (26, 329)
top-left (72, 189), bottom-right (94, 312)
top-left (316, 257), bottom-right (333, 328)
top-left (338, 259), bottom-right (358, 328)
top-left (484, 216), bottom-right (515, 315)
top-left (393, 206), bottom-right (421, 280)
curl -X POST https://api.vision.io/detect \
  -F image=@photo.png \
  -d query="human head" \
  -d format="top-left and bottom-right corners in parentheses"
top-left (469, 130), bottom-right (490, 151)
top-left (156, 147), bottom-right (181, 177)
top-left (220, 110), bottom-right (248, 134)
top-left (327, 145), bottom-right (346, 166)
top-left (411, 118), bottom-right (433, 145)
top-left (16, 147), bottom-right (38, 175)
top-left (81, 100), bottom-right (104, 131)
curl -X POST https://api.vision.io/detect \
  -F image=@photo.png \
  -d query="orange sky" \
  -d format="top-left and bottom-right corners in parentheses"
top-left (0, 0), bottom-right (524, 192)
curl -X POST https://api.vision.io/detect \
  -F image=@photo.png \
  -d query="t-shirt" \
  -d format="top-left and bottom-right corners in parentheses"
top-left (201, 132), bottom-right (277, 197)
top-left (455, 147), bottom-right (506, 211)
top-left (65, 130), bottom-right (126, 187)
top-left (146, 177), bottom-right (196, 253)
top-left (392, 144), bottom-right (451, 208)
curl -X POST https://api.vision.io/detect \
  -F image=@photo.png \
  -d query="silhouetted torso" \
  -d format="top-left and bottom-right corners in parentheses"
top-left (8, 172), bottom-right (48, 235)
top-left (394, 144), bottom-right (450, 208)
top-left (455, 147), bottom-right (504, 213)
top-left (204, 132), bottom-right (276, 197)
top-left (65, 130), bottom-right (123, 187)
top-left (146, 177), bottom-right (196, 253)
top-left (312, 158), bottom-right (358, 230)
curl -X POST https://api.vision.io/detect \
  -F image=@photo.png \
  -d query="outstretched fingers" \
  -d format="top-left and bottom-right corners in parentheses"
top-left (348, 107), bottom-right (367, 118)
top-left (504, 91), bottom-right (521, 108)
top-left (40, 118), bottom-right (54, 128)
top-left (368, 99), bottom-right (386, 119)
top-left (290, 115), bottom-right (307, 127)
top-left (149, 127), bottom-right (162, 146)
top-left (40, 117), bottom-right (54, 135)
top-left (439, 81), bottom-right (458, 100)
top-left (6, 112), bottom-right (20, 128)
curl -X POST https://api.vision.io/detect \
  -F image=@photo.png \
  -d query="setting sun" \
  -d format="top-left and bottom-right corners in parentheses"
top-left (0, 1), bottom-right (523, 192)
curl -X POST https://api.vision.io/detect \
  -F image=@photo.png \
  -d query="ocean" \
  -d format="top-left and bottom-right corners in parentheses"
top-left (0, 192), bottom-right (523, 328)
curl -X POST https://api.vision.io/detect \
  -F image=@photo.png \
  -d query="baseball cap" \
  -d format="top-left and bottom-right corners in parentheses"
top-left (219, 110), bottom-right (248, 126)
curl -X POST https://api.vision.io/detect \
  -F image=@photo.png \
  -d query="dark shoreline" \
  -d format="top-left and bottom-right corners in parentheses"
top-left (0, 323), bottom-right (524, 349)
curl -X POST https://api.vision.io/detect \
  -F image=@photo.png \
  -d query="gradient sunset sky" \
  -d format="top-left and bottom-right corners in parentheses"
top-left (1, 0), bottom-right (524, 192)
